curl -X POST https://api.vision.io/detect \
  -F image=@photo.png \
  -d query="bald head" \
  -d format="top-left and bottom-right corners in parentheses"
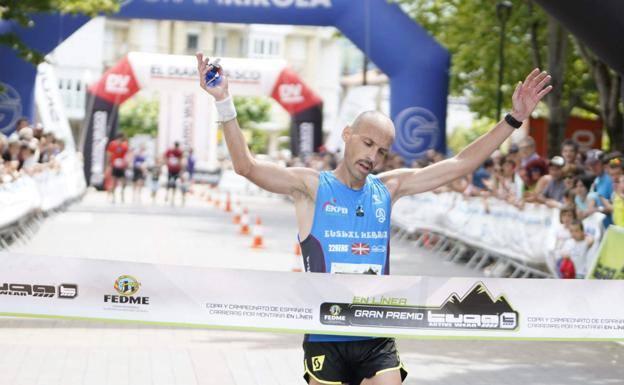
top-left (351, 111), bottom-right (395, 136)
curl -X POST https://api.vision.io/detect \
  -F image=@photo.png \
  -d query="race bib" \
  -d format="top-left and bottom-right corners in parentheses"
top-left (330, 263), bottom-right (382, 275)
top-left (113, 158), bottom-right (126, 168)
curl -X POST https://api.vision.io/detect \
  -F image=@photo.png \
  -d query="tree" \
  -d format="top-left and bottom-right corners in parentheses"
top-left (118, 97), bottom-right (159, 138)
top-left (395, 0), bottom-right (623, 153)
top-left (0, 0), bottom-right (118, 65)
top-left (233, 96), bottom-right (272, 154)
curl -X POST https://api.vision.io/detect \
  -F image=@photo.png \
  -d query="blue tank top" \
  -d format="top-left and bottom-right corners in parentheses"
top-left (300, 171), bottom-right (392, 342)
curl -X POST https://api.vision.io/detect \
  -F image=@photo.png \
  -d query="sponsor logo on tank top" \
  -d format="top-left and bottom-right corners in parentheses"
top-left (322, 198), bottom-right (348, 215)
top-left (371, 245), bottom-right (386, 253)
top-left (372, 194), bottom-right (383, 205)
top-left (375, 208), bottom-right (386, 223)
top-left (323, 230), bottom-right (388, 239)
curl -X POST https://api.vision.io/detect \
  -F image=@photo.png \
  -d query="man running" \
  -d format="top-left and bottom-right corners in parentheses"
top-left (164, 141), bottom-right (184, 205)
top-left (106, 132), bottom-right (129, 203)
top-left (196, 53), bottom-right (551, 385)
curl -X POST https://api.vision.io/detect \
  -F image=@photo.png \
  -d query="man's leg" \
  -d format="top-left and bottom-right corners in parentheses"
top-left (351, 339), bottom-right (406, 385)
top-left (308, 379), bottom-right (349, 385)
top-left (110, 178), bottom-right (118, 203)
top-left (360, 370), bottom-right (402, 385)
top-left (120, 176), bottom-right (126, 203)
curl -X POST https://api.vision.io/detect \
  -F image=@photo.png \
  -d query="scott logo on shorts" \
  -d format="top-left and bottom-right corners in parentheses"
top-left (312, 355), bottom-right (325, 371)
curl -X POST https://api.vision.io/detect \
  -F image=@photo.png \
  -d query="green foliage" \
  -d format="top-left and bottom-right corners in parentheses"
top-left (233, 96), bottom-right (272, 153)
top-left (118, 97), bottom-right (159, 138)
top-left (448, 117), bottom-right (495, 154)
top-left (394, 0), bottom-right (597, 119)
top-left (0, 0), bottom-right (119, 65)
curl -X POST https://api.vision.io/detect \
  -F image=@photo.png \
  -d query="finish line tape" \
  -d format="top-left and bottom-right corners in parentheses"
top-left (1, 253), bottom-right (623, 341)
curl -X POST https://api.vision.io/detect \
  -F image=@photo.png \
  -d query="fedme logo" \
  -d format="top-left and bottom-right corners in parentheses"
top-left (104, 275), bottom-right (149, 305)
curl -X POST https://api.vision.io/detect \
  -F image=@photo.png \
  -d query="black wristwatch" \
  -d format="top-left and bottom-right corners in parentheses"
top-left (504, 113), bottom-right (523, 129)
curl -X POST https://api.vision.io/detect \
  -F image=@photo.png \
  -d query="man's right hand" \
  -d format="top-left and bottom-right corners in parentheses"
top-left (196, 52), bottom-right (229, 101)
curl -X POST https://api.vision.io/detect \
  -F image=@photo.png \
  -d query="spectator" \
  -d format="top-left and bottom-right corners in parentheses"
top-left (562, 168), bottom-right (576, 192)
top-left (19, 139), bottom-right (39, 173)
top-left (33, 123), bottom-right (44, 140)
top-left (586, 150), bottom-right (613, 227)
top-left (555, 205), bottom-right (577, 248)
top-left (561, 139), bottom-right (580, 168)
top-left (519, 136), bottom-right (541, 168)
top-left (522, 157), bottom-right (548, 195)
top-left (15, 117), bottom-right (29, 133)
top-left (322, 152), bottom-right (338, 170)
top-left (606, 155), bottom-right (623, 181)
top-left (601, 174), bottom-right (624, 227)
top-left (0, 134), bottom-right (6, 159)
top-left (467, 158), bottom-right (494, 196)
top-left (558, 219), bottom-right (594, 279)
top-left (506, 143), bottom-right (521, 166)
top-left (495, 157), bottom-right (523, 204)
top-left (538, 156), bottom-right (566, 207)
top-left (574, 175), bottom-right (597, 219)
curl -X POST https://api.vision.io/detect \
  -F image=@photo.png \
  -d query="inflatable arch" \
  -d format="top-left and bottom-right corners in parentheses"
top-left (83, 52), bottom-right (322, 184)
top-left (0, 0), bottom-right (450, 167)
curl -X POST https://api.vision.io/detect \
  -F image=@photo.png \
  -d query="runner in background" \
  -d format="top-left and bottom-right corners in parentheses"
top-left (132, 145), bottom-right (148, 203)
top-left (149, 160), bottom-right (161, 204)
top-left (164, 142), bottom-right (184, 205)
top-left (106, 133), bottom-right (129, 204)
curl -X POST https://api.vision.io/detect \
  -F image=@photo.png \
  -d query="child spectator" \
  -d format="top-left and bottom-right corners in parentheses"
top-left (558, 220), bottom-right (594, 279)
top-left (555, 205), bottom-right (576, 249)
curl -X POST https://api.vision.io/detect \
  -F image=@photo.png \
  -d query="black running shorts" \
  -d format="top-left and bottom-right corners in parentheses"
top-left (302, 338), bottom-right (407, 384)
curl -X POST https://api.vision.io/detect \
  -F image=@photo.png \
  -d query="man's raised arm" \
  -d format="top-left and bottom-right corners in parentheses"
top-left (381, 68), bottom-right (552, 200)
top-left (196, 53), bottom-right (317, 198)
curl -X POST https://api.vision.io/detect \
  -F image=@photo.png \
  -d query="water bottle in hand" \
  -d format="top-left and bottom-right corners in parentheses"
top-left (204, 58), bottom-right (222, 88)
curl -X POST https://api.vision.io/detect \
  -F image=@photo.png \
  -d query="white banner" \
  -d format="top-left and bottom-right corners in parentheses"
top-left (0, 153), bottom-right (86, 227)
top-left (1, 253), bottom-right (623, 340)
top-left (35, 63), bottom-right (76, 152)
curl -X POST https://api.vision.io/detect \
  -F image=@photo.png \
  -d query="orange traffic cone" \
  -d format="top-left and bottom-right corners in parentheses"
top-left (240, 208), bottom-right (250, 235)
top-left (225, 192), bottom-right (232, 212)
top-left (292, 243), bottom-right (303, 272)
top-left (251, 217), bottom-right (264, 248)
top-left (214, 193), bottom-right (220, 208)
top-left (233, 201), bottom-right (242, 224)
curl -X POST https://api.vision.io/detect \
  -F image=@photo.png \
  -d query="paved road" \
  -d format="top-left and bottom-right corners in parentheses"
top-left (1, 188), bottom-right (622, 385)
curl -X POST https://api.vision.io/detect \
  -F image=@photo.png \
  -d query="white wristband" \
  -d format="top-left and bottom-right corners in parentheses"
top-left (215, 95), bottom-right (237, 123)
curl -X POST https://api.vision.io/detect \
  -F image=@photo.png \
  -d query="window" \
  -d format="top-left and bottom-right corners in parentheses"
top-left (250, 37), bottom-right (281, 59)
top-left (213, 34), bottom-right (227, 56)
top-left (186, 33), bottom-right (199, 51)
top-left (239, 37), bottom-right (248, 57)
